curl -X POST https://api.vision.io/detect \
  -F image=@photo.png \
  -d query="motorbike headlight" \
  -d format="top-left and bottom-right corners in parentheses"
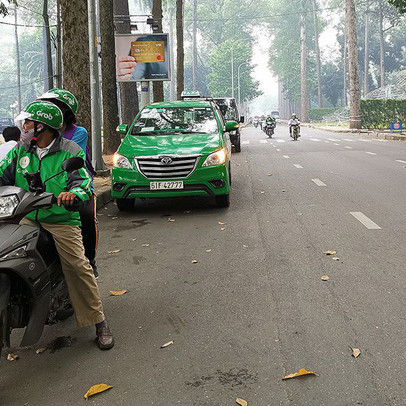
top-left (113, 153), bottom-right (132, 169)
top-left (202, 148), bottom-right (227, 167)
top-left (0, 194), bottom-right (19, 218)
top-left (0, 245), bottom-right (28, 262)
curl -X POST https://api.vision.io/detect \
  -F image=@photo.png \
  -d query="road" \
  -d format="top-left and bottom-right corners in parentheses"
top-left (2, 124), bottom-right (406, 405)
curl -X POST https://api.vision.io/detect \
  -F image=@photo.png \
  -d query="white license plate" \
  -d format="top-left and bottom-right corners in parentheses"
top-left (150, 181), bottom-right (184, 190)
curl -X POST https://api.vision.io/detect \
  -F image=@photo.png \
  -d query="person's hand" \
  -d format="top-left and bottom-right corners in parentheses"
top-left (116, 56), bottom-right (137, 81)
top-left (57, 192), bottom-right (77, 207)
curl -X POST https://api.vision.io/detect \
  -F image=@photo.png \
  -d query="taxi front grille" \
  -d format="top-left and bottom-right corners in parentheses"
top-left (134, 155), bottom-right (200, 179)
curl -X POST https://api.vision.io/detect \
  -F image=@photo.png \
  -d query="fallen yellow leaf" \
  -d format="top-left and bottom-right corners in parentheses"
top-left (218, 221), bottom-right (227, 225)
top-left (352, 348), bottom-right (361, 358)
top-left (168, 218), bottom-right (175, 222)
top-left (109, 290), bottom-right (128, 296)
top-left (321, 275), bottom-right (330, 281)
top-left (36, 348), bottom-right (47, 354)
top-left (236, 398), bottom-right (248, 406)
top-left (324, 250), bottom-right (337, 255)
top-left (107, 249), bottom-right (120, 254)
top-left (192, 260), bottom-right (198, 264)
top-left (282, 368), bottom-right (317, 380)
top-left (161, 340), bottom-right (174, 348)
top-left (221, 227), bottom-right (226, 231)
top-left (206, 249), bottom-right (212, 253)
top-left (267, 173), bottom-right (273, 176)
top-left (7, 353), bottom-right (18, 361)
top-left (83, 384), bottom-right (113, 400)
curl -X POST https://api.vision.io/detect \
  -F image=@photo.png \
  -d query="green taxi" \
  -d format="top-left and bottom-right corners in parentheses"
top-left (111, 98), bottom-right (238, 210)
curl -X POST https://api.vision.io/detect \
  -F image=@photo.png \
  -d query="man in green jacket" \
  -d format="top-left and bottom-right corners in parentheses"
top-left (0, 101), bottom-right (114, 350)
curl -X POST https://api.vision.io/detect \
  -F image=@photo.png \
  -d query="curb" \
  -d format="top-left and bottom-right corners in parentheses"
top-left (96, 186), bottom-right (113, 210)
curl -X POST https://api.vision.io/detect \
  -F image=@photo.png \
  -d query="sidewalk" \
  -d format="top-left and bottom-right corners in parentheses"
top-left (94, 154), bottom-right (113, 210)
top-left (278, 120), bottom-right (406, 141)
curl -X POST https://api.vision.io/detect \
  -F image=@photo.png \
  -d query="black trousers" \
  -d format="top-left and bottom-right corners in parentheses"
top-left (79, 193), bottom-right (98, 264)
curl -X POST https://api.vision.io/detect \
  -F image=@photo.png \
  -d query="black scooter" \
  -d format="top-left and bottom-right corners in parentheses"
top-left (0, 157), bottom-right (84, 358)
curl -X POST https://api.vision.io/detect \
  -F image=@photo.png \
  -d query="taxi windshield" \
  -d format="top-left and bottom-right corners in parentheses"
top-left (131, 107), bottom-right (218, 135)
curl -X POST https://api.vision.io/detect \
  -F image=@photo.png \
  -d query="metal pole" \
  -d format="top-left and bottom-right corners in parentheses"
top-left (140, 81), bottom-right (150, 109)
top-left (237, 62), bottom-right (247, 111)
top-left (87, 0), bottom-right (104, 170)
top-left (14, 5), bottom-right (21, 114)
top-left (56, 0), bottom-right (62, 88)
top-left (231, 47), bottom-right (234, 98)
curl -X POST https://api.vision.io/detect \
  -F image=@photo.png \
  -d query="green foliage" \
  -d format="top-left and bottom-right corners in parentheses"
top-left (388, 0), bottom-right (406, 13)
top-left (360, 99), bottom-right (406, 128)
top-left (321, 62), bottom-right (343, 107)
top-left (309, 107), bottom-right (340, 121)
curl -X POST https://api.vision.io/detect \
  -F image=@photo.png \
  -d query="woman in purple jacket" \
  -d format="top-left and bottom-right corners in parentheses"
top-left (38, 88), bottom-right (99, 278)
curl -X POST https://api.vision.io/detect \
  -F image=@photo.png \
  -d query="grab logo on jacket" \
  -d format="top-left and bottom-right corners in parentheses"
top-left (19, 156), bottom-right (30, 169)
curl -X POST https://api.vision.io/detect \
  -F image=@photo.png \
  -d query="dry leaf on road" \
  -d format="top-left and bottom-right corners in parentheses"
top-left (221, 227), bottom-right (226, 231)
top-left (7, 353), bottom-right (18, 361)
top-left (36, 348), bottom-right (47, 354)
top-left (236, 398), bottom-right (248, 406)
top-left (161, 340), bottom-right (174, 348)
top-left (206, 249), bottom-right (212, 253)
top-left (109, 290), bottom-right (128, 296)
top-left (168, 218), bottom-right (175, 222)
top-left (282, 368), bottom-right (317, 380)
top-left (267, 173), bottom-right (273, 176)
top-left (321, 275), bottom-right (330, 281)
top-left (107, 249), bottom-right (121, 254)
top-left (332, 257), bottom-right (340, 261)
top-left (352, 348), bottom-right (361, 358)
top-left (192, 260), bottom-right (198, 264)
top-left (141, 244), bottom-right (150, 247)
top-left (218, 221), bottom-right (227, 225)
top-left (83, 384), bottom-right (113, 400)
top-left (324, 250), bottom-right (337, 255)
top-left (260, 191), bottom-right (265, 194)
top-left (112, 217), bottom-right (118, 220)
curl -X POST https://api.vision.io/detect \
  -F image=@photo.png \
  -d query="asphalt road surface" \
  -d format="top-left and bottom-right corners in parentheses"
top-left (2, 124), bottom-right (406, 405)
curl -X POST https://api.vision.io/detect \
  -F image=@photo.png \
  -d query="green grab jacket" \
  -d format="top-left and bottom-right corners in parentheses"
top-left (0, 135), bottom-right (92, 226)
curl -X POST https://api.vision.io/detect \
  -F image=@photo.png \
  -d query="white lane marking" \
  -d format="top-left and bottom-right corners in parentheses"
top-left (396, 160), bottom-right (406, 164)
top-left (324, 141), bottom-right (330, 143)
top-left (276, 148), bottom-right (281, 151)
top-left (283, 155), bottom-right (290, 159)
top-left (328, 138), bottom-right (340, 142)
top-left (343, 138), bottom-right (355, 142)
top-left (310, 138), bottom-right (321, 142)
top-left (294, 164), bottom-right (303, 168)
top-left (345, 146), bottom-right (353, 149)
top-left (260, 140), bottom-right (268, 144)
top-left (242, 141), bottom-right (250, 145)
top-left (350, 212), bottom-right (382, 230)
top-left (334, 143), bottom-right (340, 146)
top-left (312, 179), bottom-right (326, 186)
top-left (365, 152), bottom-right (377, 155)
top-left (360, 139), bottom-right (371, 142)
top-left (277, 139), bottom-right (285, 143)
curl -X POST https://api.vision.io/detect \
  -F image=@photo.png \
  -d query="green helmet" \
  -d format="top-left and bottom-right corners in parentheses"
top-left (15, 101), bottom-right (64, 129)
top-left (38, 88), bottom-right (78, 115)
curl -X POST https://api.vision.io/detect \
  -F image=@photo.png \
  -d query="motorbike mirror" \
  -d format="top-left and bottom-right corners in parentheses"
top-left (61, 157), bottom-right (84, 173)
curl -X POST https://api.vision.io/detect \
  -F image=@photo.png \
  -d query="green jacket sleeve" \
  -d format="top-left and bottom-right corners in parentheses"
top-left (66, 149), bottom-right (92, 202)
top-left (0, 146), bottom-right (18, 186)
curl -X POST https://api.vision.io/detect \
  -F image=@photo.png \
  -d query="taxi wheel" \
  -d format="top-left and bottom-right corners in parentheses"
top-left (117, 198), bottom-right (135, 211)
top-left (234, 138), bottom-right (241, 153)
top-left (215, 193), bottom-right (230, 208)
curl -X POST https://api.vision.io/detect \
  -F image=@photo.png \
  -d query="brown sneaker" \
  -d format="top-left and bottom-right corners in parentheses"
top-left (96, 325), bottom-right (114, 350)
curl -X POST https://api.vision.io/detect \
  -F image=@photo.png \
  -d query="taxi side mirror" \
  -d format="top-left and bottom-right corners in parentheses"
top-left (116, 124), bottom-right (128, 135)
top-left (225, 121), bottom-right (239, 132)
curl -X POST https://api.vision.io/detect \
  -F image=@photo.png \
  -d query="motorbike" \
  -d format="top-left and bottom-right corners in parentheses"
top-left (265, 122), bottom-right (276, 138)
top-left (253, 120), bottom-right (258, 128)
top-left (290, 124), bottom-right (300, 141)
top-left (0, 157), bottom-right (84, 359)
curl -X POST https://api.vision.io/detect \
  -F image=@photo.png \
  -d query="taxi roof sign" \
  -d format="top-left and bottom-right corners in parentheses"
top-left (181, 90), bottom-right (201, 99)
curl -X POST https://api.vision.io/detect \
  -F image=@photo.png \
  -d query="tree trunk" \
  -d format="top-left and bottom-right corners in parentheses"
top-left (346, 0), bottom-right (361, 128)
top-left (42, 0), bottom-right (54, 91)
top-left (343, 28), bottom-right (347, 106)
top-left (379, 1), bottom-right (385, 87)
top-left (176, 0), bottom-right (184, 99)
top-left (364, 12), bottom-right (369, 96)
top-left (100, 0), bottom-right (120, 154)
top-left (55, 0), bottom-right (62, 88)
top-left (300, 13), bottom-right (309, 122)
top-left (168, 6), bottom-right (176, 100)
top-left (113, 0), bottom-right (139, 124)
top-left (312, 0), bottom-right (322, 108)
top-left (192, 0), bottom-right (197, 90)
top-left (152, 0), bottom-right (164, 101)
top-left (60, 0), bottom-right (91, 136)
top-left (14, 5), bottom-right (21, 113)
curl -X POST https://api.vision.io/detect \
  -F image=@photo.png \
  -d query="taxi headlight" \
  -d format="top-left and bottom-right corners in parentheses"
top-left (113, 153), bottom-right (132, 169)
top-left (202, 148), bottom-right (227, 167)
top-left (0, 195), bottom-right (19, 218)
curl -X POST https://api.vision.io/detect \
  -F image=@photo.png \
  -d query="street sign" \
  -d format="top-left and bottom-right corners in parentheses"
top-left (390, 122), bottom-right (402, 132)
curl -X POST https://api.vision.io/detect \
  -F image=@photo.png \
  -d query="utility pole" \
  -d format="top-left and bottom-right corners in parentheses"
top-left (176, 0), bottom-right (184, 99)
top-left (56, 0), bottom-right (62, 88)
top-left (168, 5), bottom-right (176, 100)
top-left (364, 12), bottom-right (369, 95)
top-left (237, 61), bottom-right (247, 111)
top-left (346, 0), bottom-right (361, 128)
top-left (152, 0), bottom-right (164, 102)
top-left (300, 8), bottom-right (309, 122)
top-left (231, 47), bottom-right (234, 98)
top-left (87, 0), bottom-right (104, 170)
top-left (42, 0), bottom-right (54, 91)
top-left (192, 0), bottom-right (197, 90)
top-left (14, 5), bottom-right (21, 114)
top-left (312, 0), bottom-right (322, 108)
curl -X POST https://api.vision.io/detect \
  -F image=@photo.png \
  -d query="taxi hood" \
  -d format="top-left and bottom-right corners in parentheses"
top-left (118, 132), bottom-right (222, 157)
